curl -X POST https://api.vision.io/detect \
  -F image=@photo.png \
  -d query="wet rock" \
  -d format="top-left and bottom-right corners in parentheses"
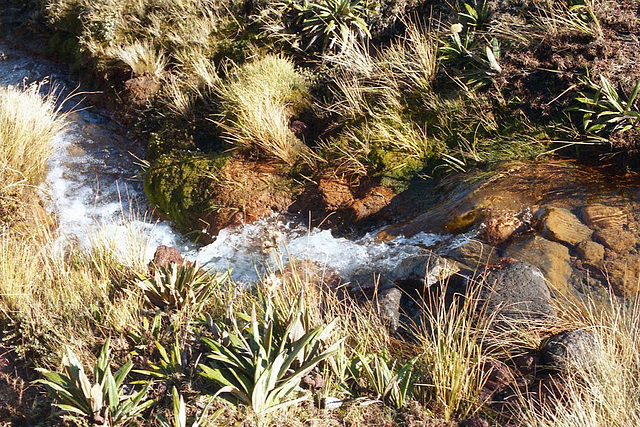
top-left (504, 236), bottom-right (572, 294)
top-left (537, 206), bottom-right (592, 246)
top-left (605, 254), bottom-right (640, 297)
top-left (390, 253), bottom-right (460, 287)
top-left (581, 204), bottom-right (627, 230)
top-left (594, 228), bottom-right (636, 253)
top-left (376, 286), bottom-right (403, 332)
top-left (478, 208), bottom-right (527, 245)
top-left (576, 240), bottom-right (605, 266)
top-left (150, 245), bottom-right (185, 269)
top-left (480, 262), bottom-right (556, 321)
top-left (542, 329), bottom-right (599, 371)
top-left (316, 178), bottom-right (354, 211)
top-left (446, 239), bottom-right (498, 269)
top-left (349, 185), bottom-right (395, 222)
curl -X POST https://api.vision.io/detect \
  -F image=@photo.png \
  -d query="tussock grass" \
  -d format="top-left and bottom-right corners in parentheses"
top-left (417, 281), bottom-right (499, 421)
top-left (517, 292), bottom-right (640, 426)
top-left (0, 223), bottom-right (150, 366)
top-left (320, 23), bottom-right (441, 180)
top-left (213, 55), bottom-right (313, 165)
top-left (0, 83), bottom-right (66, 189)
top-left (107, 41), bottom-right (168, 77)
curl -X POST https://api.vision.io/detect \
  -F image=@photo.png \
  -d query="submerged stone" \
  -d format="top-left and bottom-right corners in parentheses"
top-left (537, 206), bottom-right (592, 246)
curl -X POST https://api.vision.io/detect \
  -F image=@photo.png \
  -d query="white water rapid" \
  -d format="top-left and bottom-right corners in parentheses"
top-left (0, 43), bottom-right (457, 284)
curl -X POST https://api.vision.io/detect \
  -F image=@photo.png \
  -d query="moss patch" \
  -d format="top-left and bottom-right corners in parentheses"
top-left (144, 152), bottom-right (297, 240)
top-left (144, 152), bottom-right (229, 236)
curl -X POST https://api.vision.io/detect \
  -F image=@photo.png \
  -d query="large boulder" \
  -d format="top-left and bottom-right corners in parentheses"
top-left (536, 206), bottom-right (592, 246)
top-left (541, 329), bottom-right (599, 372)
top-left (505, 236), bottom-right (572, 294)
top-left (480, 262), bottom-right (556, 321)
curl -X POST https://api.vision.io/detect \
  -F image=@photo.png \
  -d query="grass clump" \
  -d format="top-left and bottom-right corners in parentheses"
top-left (0, 83), bottom-right (66, 212)
top-left (516, 293), bottom-right (640, 426)
top-left (213, 54), bottom-right (313, 166)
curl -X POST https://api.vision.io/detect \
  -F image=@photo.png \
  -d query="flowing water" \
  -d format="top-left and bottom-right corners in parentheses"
top-left (3, 42), bottom-right (639, 287)
top-left (0, 42), bottom-right (452, 283)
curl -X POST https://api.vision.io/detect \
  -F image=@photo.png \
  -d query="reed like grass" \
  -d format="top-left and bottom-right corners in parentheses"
top-left (0, 83), bottom-right (66, 189)
top-left (213, 54), bottom-right (313, 165)
top-left (517, 292), bottom-right (640, 426)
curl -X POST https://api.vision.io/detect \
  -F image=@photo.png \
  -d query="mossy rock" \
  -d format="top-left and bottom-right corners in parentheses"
top-left (144, 152), bottom-right (230, 236)
top-left (370, 147), bottom-right (426, 188)
top-left (144, 152), bottom-right (297, 240)
top-left (146, 118), bottom-right (225, 161)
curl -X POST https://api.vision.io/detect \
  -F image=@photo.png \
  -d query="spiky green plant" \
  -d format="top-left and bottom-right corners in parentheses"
top-left (199, 294), bottom-right (342, 415)
top-left (355, 353), bottom-right (417, 409)
top-left (573, 75), bottom-right (640, 136)
top-left (459, 0), bottom-right (491, 30)
top-left (289, 0), bottom-right (371, 51)
top-left (36, 338), bottom-right (153, 426)
top-left (137, 262), bottom-right (228, 313)
top-left (157, 387), bottom-right (220, 427)
top-left (135, 337), bottom-right (186, 385)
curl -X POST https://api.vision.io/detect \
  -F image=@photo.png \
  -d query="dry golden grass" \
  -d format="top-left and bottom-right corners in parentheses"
top-left (516, 291), bottom-right (640, 426)
top-left (107, 41), bottom-right (168, 77)
top-left (0, 83), bottom-right (66, 190)
top-left (213, 54), bottom-right (313, 165)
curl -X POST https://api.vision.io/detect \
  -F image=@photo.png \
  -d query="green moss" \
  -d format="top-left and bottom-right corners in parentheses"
top-left (146, 130), bottom-right (198, 162)
top-left (144, 152), bottom-right (230, 234)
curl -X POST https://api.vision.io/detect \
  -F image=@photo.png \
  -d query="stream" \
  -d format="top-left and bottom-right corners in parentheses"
top-left (0, 42), bottom-right (453, 283)
top-left (3, 41), bottom-right (640, 292)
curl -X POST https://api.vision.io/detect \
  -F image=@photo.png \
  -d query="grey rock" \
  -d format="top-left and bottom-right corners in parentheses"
top-left (480, 262), bottom-right (556, 321)
top-left (505, 236), bottom-right (572, 294)
top-left (542, 329), bottom-right (599, 371)
top-left (447, 239), bottom-right (498, 269)
top-left (390, 253), bottom-right (460, 286)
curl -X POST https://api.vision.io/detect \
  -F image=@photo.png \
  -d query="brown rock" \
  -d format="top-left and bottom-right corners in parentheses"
top-left (478, 209), bottom-right (524, 245)
top-left (605, 254), bottom-right (640, 297)
top-left (350, 186), bottom-right (395, 222)
top-left (581, 204), bottom-right (627, 230)
top-left (576, 240), bottom-right (605, 266)
top-left (317, 178), bottom-right (354, 211)
top-left (447, 239), bottom-right (498, 269)
top-left (594, 228), bottom-right (636, 253)
top-left (124, 75), bottom-right (161, 108)
top-left (505, 236), bottom-right (572, 293)
top-left (538, 206), bottom-right (592, 246)
top-left (150, 245), bottom-right (185, 270)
